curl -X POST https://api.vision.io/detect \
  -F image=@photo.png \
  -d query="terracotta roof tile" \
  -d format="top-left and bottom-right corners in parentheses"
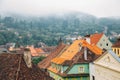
top-left (90, 33), bottom-right (103, 45)
top-left (48, 66), bottom-right (58, 73)
top-left (0, 53), bottom-right (54, 80)
top-left (35, 48), bottom-right (44, 53)
top-left (27, 47), bottom-right (45, 57)
top-left (51, 57), bottom-right (66, 64)
top-left (27, 46), bottom-right (38, 56)
top-left (112, 39), bottom-right (120, 47)
top-left (38, 43), bottom-right (66, 69)
top-left (51, 40), bottom-right (102, 65)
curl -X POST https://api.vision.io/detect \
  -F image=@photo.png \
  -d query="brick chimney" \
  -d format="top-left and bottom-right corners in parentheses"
top-left (23, 48), bottom-right (32, 68)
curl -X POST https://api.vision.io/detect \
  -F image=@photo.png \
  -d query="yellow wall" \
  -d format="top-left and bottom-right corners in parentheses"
top-left (112, 47), bottom-right (120, 57)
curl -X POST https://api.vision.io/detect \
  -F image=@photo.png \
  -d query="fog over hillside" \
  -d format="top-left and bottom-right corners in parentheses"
top-left (0, 12), bottom-right (120, 46)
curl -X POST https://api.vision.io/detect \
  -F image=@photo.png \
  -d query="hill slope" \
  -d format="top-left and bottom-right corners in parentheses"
top-left (0, 12), bottom-right (120, 46)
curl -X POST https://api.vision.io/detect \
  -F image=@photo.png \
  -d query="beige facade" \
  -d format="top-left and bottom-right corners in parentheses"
top-left (97, 34), bottom-right (112, 50)
top-left (94, 50), bottom-right (120, 80)
top-left (94, 64), bottom-right (120, 80)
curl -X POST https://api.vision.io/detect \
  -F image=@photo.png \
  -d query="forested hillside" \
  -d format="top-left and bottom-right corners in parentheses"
top-left (0, 12), bottom-right (120, 46)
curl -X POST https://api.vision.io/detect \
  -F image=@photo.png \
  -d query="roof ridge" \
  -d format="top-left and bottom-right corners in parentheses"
top-left (108, 50), bottom-right (120, 63)
top-left (16, 56), bottom-right (22, 80)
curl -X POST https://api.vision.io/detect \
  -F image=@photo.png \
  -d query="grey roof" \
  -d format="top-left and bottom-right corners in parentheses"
top-left (0, 48), bottom-right (9, 53)
top-left (108, 50), bottom-right (120, 63)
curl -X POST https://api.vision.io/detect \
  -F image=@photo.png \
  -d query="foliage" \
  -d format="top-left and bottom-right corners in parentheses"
top-left (32, 56), bottom-right (46, 65)
top-left (0, 13), bottom-right (120, 46)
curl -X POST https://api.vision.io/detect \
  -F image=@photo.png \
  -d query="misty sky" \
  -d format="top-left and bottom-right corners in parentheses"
top-left (0, 0), bottom-right (120, 17)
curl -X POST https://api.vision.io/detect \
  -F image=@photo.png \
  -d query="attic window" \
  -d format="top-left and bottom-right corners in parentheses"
top-left (104, 56), bottom-right (110, 62)
top-left (106, 43), bottom-right (108, 46)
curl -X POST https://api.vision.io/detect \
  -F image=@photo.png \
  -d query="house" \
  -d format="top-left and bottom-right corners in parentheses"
top-left (85, 33), bottom-right (112, 50)
top-left (48, 39), bottom-right (102, 80)
top-left (38, 42), bottom-right (67, 70)
top-left (0, 48), bottom-right (9, 53)
top-left (112, 38), bottom-right (120, 57)
top-left (0, 49), bottom-right (54, 80)
top-left (27, 46), bottom-right (45, 57)
top-left (93, 50), bottom-right (120, 80)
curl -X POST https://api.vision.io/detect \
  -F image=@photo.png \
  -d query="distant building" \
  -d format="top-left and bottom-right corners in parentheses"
top-left (85, 33), bottom-right (112, 50)
top-left (0, 48), bottom-right (9, 53)
top-left (48, 40), bottom-right (102, 80)
top-left (27, 46), bottom-right (45, 57)
top-left (112, 38), bottom-right (120, 57)
top-left (93, 50), bottom-right (120, 80)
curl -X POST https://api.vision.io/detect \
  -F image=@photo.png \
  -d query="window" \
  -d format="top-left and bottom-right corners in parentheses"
top-left (106, 43), bottom-right (108, 46)
top-left (92, 76), bottom-right (95, 80)
top-left (79, 66), bottom-right (84, 73)
top-left (118, 49), bottom-right (119, 55)
top-left (114, 49), bottom-right (116, 53)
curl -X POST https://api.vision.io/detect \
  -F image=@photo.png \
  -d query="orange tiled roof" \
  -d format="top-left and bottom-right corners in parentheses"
top-left (51, 58), bottom-right (67, 64)
top-left (35, 48), bottom-right (44, 53)
top-left (82, 40), bottom-right (102, 55)
top-left (48, 66), bottom-right (58, 73)
top-left (90, 33), bottom-right (103, 45)
top-left (27, 47), bottom-right (39, 56)
top-left (51, 40), bottom-right (102, 64)
top-left (59, 40), bottom-right (83, 60)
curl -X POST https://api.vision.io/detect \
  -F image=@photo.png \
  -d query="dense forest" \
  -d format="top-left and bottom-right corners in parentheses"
top-left (0, 12), bottom-right (120, 46)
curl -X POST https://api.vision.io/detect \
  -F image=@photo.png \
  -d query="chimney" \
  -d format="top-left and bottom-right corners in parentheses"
top-left (84, 47), bottom-right (87, 60)
top-left (79, 43), bottom-right (82, 51)
top-left (85, 34), bottom-right (91, 44)
top-left (23, 48), bottom-right (32, 68)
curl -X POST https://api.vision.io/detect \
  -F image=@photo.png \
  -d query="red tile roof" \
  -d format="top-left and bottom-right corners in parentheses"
top-left (35, 48), bottom-right (44, 53)
top-left (38, 43), bottom-right (67, 69)
top-left (112, 38), bottom-right (120, 47)
top-left (0, 53), bottom-right (53, 80)
top-left (90, 33), bottom-right (103, 45)
top-left (27, 46), bottom-right (44, 57)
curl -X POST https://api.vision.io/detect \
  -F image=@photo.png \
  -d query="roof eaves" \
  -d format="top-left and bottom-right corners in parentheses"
top-left (108, 50), bottom-right (120, 63)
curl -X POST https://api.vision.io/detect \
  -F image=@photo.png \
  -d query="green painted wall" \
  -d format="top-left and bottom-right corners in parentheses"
top-left (48, 70), bottom-right (89, 80)
top-left (65, 77), bottom-right (89, 80)
top-left (49, 71), bottom-right (64, 80)
top-left (62, 66), bottom-right (69, 72)
top-left (68, 63), bottom-right (89, 74)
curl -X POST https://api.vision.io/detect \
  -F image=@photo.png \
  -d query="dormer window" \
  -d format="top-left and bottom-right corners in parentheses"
top-left (106, 43), bottom-right (108, 46)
